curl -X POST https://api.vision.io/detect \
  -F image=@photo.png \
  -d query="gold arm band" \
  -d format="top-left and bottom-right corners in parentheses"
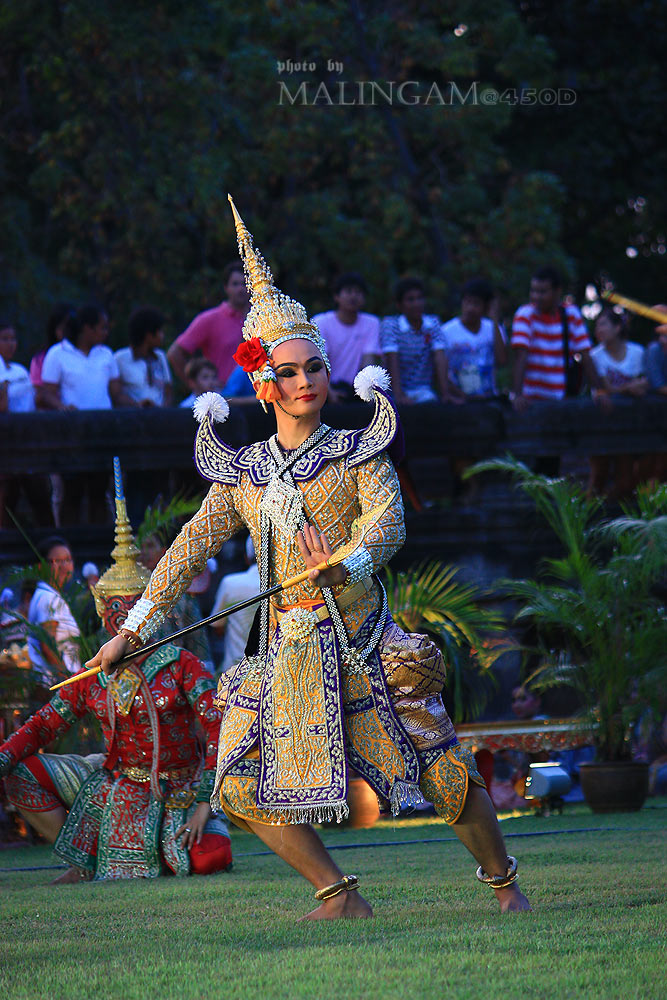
top-left (314, 874), bottom-right (360, 901)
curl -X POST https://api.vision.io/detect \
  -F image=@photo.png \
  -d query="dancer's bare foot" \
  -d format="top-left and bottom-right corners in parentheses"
top-left (299, 890), bottom-right (373, 921)
top-left (495, 884), bottom-right (532, 912)
top-left (51, 866), bottom-right (85, 885)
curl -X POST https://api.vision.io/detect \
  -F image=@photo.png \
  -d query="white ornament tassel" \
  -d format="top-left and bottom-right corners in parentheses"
top-left (389, 780), bottom-right (426, 816)
top-left (354, 365), bottom-right (391, 402)
top-left (193, 392), bottom-right (230, 425)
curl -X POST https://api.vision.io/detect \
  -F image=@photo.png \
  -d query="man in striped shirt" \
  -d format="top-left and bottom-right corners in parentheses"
top-left (380, 277), bottom-right (451, 405)
top-left (510, 266), bottom-right (600, 411)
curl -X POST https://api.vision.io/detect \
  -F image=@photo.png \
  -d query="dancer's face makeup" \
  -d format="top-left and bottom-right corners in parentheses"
top-left (270, 339), bottom-right (329, 416)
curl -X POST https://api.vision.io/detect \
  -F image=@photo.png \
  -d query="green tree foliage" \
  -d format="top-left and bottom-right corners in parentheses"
top-left (0, 1), bottom-right (662, 355)
top-left (508, 0), bottom-right (667, 315)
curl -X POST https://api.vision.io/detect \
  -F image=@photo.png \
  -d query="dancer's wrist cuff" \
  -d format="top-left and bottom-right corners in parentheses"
top-left (119, 627), bottom-right (143, 650)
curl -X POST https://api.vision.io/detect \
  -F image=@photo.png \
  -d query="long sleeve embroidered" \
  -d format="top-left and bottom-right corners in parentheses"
top-left (125, 482), bottom-right (244, 639)
top-left (168, 650), bottom-right (220, 801)
top-left (351, 451), bottom-right (406, 574)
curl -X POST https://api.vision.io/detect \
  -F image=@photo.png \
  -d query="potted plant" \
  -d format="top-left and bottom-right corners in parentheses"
top-left (469, 458), bottom-right (667, 812)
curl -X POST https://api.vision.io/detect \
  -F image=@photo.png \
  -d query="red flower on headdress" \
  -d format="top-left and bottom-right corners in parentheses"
top-left (233, 339), bottom-right (268, 373)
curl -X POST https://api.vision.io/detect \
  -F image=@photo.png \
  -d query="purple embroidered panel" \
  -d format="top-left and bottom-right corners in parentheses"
top-left (257, 617), bottom-right (348, 817)
top-left (194, 390), bottom-right (400, 485)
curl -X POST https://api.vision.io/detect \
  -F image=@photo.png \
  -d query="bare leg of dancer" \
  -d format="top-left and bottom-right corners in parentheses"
top-left (17, 805), bottom-right (65, 843)
top-left (244, 818), bottom-right (373, 920)
top-left (451, 784), bottom-right (532, 912)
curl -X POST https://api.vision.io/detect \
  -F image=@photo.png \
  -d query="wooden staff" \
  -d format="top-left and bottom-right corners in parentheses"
top-left (601, 290), bottom-right (667, 324)
top-left (49, 493), bottom-right (396, 691)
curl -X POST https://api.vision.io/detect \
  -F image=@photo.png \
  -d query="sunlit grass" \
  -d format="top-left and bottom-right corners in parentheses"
top-left (1, 804), bottom-right (665, 1000)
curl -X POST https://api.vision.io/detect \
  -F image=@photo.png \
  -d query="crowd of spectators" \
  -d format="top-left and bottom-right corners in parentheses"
top-left (1, 261), bottom-right (666, 528)
top-left (3, 262), bottom-right (666, 419)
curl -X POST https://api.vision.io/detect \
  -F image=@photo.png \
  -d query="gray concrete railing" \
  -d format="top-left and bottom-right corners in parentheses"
top-left (2, 396), bottom-right (665, 475)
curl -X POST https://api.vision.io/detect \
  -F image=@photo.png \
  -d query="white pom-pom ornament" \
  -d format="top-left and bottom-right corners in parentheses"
top-left (193, 392), bottom-right (230, 424)
top-left (354, 366), bottom-right (391, 402)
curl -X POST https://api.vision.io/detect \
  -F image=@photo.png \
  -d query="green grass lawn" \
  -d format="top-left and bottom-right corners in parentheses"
top-left (1, 803), bottom-right (666, 1000)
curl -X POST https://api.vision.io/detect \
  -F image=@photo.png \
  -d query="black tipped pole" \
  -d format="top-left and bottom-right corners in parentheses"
top-left (115, 581), bottom-right (285, 667)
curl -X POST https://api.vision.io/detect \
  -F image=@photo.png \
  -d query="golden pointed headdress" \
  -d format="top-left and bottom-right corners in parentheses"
top-left (228, 194), bottom-right (330, 367)
top-left (91, 457), bottom-right (150, 619)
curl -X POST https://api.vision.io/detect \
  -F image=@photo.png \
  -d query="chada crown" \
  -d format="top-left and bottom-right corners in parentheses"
top-left (228, 194), bottom-right (330, 365)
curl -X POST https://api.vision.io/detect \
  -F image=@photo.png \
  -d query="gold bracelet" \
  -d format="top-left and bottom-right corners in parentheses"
top-left (119, 627), bottom-right (143, 650)
top-left (314, 874), bottom-right (359, 901)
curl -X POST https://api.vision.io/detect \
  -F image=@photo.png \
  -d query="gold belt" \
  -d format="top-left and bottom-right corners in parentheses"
top-left (122, 766), bottom-right (188, 783)
top-left (271, 575), bottom-right (374, 623)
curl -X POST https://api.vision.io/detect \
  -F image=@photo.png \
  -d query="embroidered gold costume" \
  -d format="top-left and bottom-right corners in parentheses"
top-left (123, 199), bottom-right (482, 829)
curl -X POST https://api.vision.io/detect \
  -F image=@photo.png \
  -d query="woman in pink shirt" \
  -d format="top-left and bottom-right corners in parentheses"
top-left (311, 272), bottom-right (381, 404)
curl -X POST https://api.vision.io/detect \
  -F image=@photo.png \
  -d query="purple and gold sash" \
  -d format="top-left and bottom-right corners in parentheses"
top-left (213, 601), bottom-right (424, 822)
top-left (257, 602), bottom-right (348, 823)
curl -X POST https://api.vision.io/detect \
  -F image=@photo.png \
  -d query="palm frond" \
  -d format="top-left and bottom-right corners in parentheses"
top-left (385, 560), bottom-right (512, 722)
top-left (479, 463), bottom-right (667, 760)
top-left (136, 492), bottom-right (203, 547)
top-left (630, 482), bottom-right (667, 519)
top-left (466, 456), bottom-right (602, 561)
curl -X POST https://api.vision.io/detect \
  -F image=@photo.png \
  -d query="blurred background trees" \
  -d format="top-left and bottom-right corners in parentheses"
top-left (1, 0), bottom-right (664, 352)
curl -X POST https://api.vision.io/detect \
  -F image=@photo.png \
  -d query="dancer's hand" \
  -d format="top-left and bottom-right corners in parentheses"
top-left (175, 803), bottom-right (212, 848)
top-left (296, 523), bottom-right (346, 590)
top-left (85, 634), bottom-right (131, 677)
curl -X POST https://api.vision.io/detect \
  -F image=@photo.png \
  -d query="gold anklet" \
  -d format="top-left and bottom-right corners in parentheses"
top-left (314, 874), bottom-right (359, 901)
top-left (476, 856), bottom-right (518, 889)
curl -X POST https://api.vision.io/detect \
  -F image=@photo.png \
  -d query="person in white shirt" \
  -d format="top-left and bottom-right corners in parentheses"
top-left (40, 305), bottom-right (129, 522)
top-left (210, 535), bottom-right (260, 674)
top-left (27, 537), bottom-right (81, 686)
top-left (40, 305), bottom-right (130, 410)
top-left (114, 307), bottom-right (173, 407)
top-left (590, 307), bottom-right (647, 395)
top-left (440, 279), bottom-right (508, 400)
top-left (311, 273), bottom-right (381, 404)
top-left (588, 307), bottom-right (648, 499)
top-left (0, 323), bottom-right (35, 413)
top-left (30, 302), bottom-right (74, 405)
top-left (0, 323), bottom-right (53, 527)
top-left (438, 280), bottom-right (509, 501)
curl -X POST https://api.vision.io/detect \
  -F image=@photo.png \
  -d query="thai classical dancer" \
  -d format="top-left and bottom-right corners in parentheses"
top-left (0, 467), bottom-right (232, 882)
top-left (88, 197), bottom-right (531, 917)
